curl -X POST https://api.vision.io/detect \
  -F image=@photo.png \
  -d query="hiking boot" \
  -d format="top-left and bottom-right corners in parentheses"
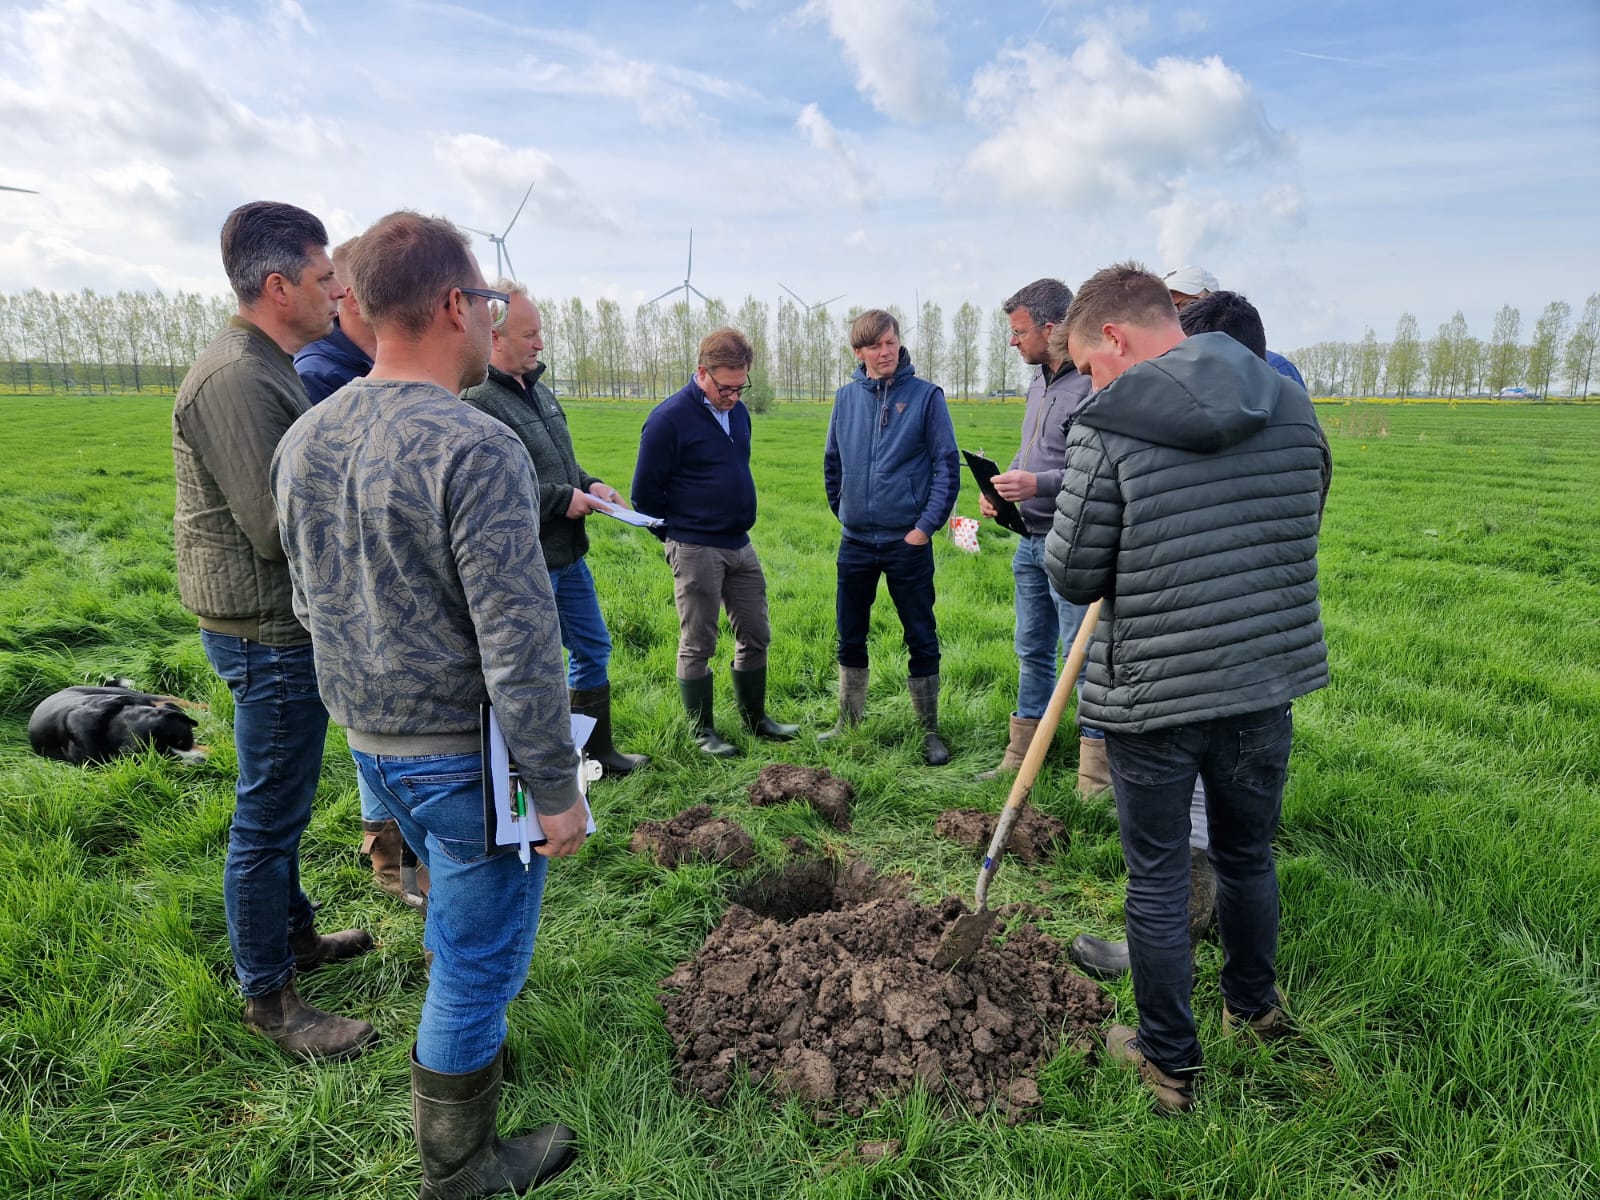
top-left (289, 925), bottom-right (375, 975)
top-left (412, 1045), bottom-right (577, 1198)
top-left (907, 674), bottom-right (949, 766)
top-left (570, 684), bottom-right (649, 777)
top-left (362, 818), bottom-right (429, 911)
top-left (817, 666), bottom-right (868, 742)
top-left (1077, 736), bottom-right (1112, 798)
top-left (1222, 988), bottom-right (1294, 1043)
top-left (1105, 1025), bottom-right (1195, 1113)
top-left (976, 713), bottom-right (1040, 781)
top-left (677, 675), bottom-right (738, 758)
top-left (730, 666), bottom-right (799, 740)
top-left (243, 980), bottom-right (377, 1061)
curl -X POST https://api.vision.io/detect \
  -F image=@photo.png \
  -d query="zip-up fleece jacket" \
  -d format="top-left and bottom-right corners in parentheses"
top-left (271, 378), bottom-right (579, 817)
top-left (1044, 332), bottom-right (1330, 734)
top-left (461, 363), bottom-right (602, 570)
top-left (293, 319), bottom-right (373, 405)
top-left (172, 316), bottom-right (311, 647)
top-left (1010, 361), bottom-right (1092, 535)
top-left (631, 378), bottom-right (757, 549)
top-left (824, 349), bottom-right (960, 543)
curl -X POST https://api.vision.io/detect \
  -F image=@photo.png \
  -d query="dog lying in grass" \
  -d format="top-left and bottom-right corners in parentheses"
top-left (28, 681), bottom-right (209, 765)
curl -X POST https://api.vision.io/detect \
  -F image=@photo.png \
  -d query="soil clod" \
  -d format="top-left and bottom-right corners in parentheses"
top-left (747, 764), bottom-right (853, 829)
top-left (936, 806), bottom-right (1067, 864)
top-left (631, 805), bottom-right (757, 869)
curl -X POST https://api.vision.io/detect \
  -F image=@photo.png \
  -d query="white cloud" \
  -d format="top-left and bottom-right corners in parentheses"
top-left (801, 0), bottom-right (955, 122)
top-left (965, 35), bottom-right (1290, 209)
top-left (794, 104), bottom-right (879, 206)
top-left (1151, 189), bottom-right (1240, 266)
top-left (431, 134), bottom-right (622, 236)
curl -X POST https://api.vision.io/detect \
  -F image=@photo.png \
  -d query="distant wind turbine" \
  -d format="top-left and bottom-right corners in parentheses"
top-left (778, 281), bottom-right (844, 315)
top-left (462, 179), bottom-right (535, 281)
top-left (646, 231), bottom-right (710, 311)
top-left (1, 185), bottom-right (39, 194)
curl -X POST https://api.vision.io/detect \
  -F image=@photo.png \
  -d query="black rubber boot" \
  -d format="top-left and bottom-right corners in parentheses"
top-left (677, 675), bottom-right (738, 758)
top-left (243, 980), bottom-right (377, 1061)
top-left (412, 1046), bottom-right (577, 1199)
top-left (1070, 849), bottom-right (1219, 981)
top-left (569, 684), bottom-right (648, 778)
top-left (730, 667), bottom-right (798, 740)
top-left (817, 666), bottom-right (868, 742)
top-left (907, 673), bottom-right (949, 766)
top-left (1068, 933), bottom-right (1131, 980)
top-left (289, 924), bottom-right (376, 974)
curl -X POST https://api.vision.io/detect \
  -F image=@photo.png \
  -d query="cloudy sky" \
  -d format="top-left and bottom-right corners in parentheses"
top-left (1, 0), bottom-right (1596, 348)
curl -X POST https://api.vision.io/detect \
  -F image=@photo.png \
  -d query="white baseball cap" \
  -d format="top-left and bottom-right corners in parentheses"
top-left (1162, 265), bottom-right (1220, 296)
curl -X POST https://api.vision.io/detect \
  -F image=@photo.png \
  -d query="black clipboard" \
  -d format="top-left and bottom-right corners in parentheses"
top-left (962, 450), bottom-right (1029, 536)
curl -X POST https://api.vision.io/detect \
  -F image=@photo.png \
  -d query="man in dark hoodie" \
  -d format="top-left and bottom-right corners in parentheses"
top-left (821, 308), bottom-right (960, 765)
top-left (462, 281), bottom-right (648, 779)
top-left (1044, 263), bottom-right (1329, 1113)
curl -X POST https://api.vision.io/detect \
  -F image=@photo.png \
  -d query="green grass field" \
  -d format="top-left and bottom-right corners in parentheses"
top-left (0, 393), bottom-right (1596, 1199)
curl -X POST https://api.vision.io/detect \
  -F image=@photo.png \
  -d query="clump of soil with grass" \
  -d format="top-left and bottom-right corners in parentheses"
top-left (631, 804), bottom-right (757, 869)
top-left (747, 764), bottom-right (853, 829)
top-left (935, 806), bottom-right (1067, 864)
top-left (659, 859), bottom-right (1112, 1119)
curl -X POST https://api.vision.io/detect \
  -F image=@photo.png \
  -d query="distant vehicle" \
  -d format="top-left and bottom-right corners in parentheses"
top-left (1498, 387), bottom-right (1535, 399)
top-left (986, 387), bottom-right (1020, 398)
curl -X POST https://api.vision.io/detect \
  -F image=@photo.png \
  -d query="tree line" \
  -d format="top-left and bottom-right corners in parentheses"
top-left (3, 287), bottom-right (1596, 403)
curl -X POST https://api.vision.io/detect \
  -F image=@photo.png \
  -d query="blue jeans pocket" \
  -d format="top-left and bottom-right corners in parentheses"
top-left (396, 766), bottom-right (489, 866)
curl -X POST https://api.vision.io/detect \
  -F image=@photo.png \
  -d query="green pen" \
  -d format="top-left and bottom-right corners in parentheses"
top-left (513, 774), bottom-right (532, 869)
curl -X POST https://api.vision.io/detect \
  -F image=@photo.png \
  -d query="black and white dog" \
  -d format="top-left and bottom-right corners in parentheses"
top-left (28, 682), bottom-right (207, 765)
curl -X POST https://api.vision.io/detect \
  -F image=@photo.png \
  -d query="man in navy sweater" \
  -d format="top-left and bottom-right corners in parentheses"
top-left (632, 328), bottom-right (798, 757)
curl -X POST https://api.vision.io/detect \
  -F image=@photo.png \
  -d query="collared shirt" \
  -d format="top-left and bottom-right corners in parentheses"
top-left (701, 395), bottom-right (731, 436)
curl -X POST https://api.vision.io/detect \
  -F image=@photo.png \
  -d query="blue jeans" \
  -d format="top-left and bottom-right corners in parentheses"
top-left (1106, 705), bottom-right (1293, 1076)
top-left (549, 558), bottom-right (611, 690)
top-left (836, 535), bottom-right (939, 677)
top-left (200, 632), bottom-right (328, 998)
top-left (1013, 534), bottom-right (1096, 737)
top-left (353, 749), bottom-right (550, 1075)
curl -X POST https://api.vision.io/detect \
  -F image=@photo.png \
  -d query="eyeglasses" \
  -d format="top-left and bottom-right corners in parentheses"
top-left (458, 286), bottom-right (510, 328)
top-left (704, 371), bottom-right (752, 399)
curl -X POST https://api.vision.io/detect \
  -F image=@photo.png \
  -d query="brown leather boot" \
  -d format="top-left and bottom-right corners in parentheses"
top-left (243, 980), bottom-right (377, 1061)
top-left (1077, 735), bottom-right (1112, 798)
top-left (361, 819), bottom-right (429, 910)
top-left (412, 1045), bottom-right (577, 1198)
top-left (976, 714), bottom-right (1041, 781)
top-left (289, 925), bottom-right (376, 975)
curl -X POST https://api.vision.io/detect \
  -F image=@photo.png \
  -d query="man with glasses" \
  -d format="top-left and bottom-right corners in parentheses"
top-left (462, 280), bottom-right (648, 779)
top-left (631, 327), bottom-right (798, 757)
top-left (173, 200), bottom-right (375, 1061)
top-left (273, 212), bottom-right (580, 1192)
top-left (975, 279), bottom-right (1098, 787)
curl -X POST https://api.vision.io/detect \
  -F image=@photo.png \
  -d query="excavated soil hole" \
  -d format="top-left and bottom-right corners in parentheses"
top-left (661, 859), bottom-right (1113, 1121)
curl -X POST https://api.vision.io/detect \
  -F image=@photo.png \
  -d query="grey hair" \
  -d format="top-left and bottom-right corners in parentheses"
top-left (1002, 278), bottom-right (1073, 327)
top-left (220, 201), bottom-right (328, 304)
top-left (491, 277), bottom-right (530, 302)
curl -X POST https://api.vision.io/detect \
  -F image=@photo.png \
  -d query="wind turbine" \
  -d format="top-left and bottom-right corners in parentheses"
top-left (646, 230), bottom-right (710, 310)
top-left (462, 178), bottom-right (535, 282)
top-left (1, 185), bottom-right (39, 194)
top-left (778, 281), bottom-right (844, 316)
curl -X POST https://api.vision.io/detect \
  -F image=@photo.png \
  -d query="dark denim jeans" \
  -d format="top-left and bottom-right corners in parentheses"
top-left (835, 535), bottom-right (939, 677)
top-left (1012, 533), bottom-right (1095, 734)
top-left (200, 632), bottom-right (328, 998)
top-left (549, 558), bottom-right (612, 690)
top-left (1107, 705), bottom-right (1293, 1076)
top-left (353, 749), bottom-right (550, 1076)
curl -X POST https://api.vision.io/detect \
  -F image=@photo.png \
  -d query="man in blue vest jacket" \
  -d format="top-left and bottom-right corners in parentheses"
top-left (821, 309), bottom-right (960, 765)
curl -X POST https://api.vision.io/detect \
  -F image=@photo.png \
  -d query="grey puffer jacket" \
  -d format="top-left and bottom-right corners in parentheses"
top-left (1044, 332), bottom-right (1330, 733)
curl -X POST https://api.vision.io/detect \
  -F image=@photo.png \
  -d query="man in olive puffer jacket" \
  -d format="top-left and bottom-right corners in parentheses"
top-left (1044, 262), bottom-right (1329, 1112)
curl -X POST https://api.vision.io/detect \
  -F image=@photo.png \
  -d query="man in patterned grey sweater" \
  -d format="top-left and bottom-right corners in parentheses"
top-left (272, 212), bottom-right (579, 1195)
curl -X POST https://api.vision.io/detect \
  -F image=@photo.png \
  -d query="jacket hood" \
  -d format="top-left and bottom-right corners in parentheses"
top-left (849, 346), bottom-right (916, 386)
top-left (1077, 332), bottom-right (1289, 453)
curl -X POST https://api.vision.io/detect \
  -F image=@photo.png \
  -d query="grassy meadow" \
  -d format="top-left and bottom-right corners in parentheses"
top-left (0, 391), bottom-right (1596, 1199)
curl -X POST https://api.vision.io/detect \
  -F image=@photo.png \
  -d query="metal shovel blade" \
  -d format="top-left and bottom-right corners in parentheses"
top-left (929, 598), bottom-right (1102, 970)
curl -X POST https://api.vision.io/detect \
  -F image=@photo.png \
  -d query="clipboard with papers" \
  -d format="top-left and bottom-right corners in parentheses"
top-left (590, 499), bottom-right (665, 531)
top-left (961, 449), bottom-right (1030, 537)
top-left (480, 703), bottom-right (599, 865)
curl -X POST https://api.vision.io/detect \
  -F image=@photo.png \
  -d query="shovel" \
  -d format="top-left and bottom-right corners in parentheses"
top-left (931, 597), bottom-right (1102, 970)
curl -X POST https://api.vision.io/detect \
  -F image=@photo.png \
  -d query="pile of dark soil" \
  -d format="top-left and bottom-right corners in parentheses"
top-left (935, 806), bottom-right (1067, 864)
top-left (660, 860), bottom-right (1112, 1119)
top-left (747, 764), bottom-right (853, 829)
top-left (631, 804), bottom-right (757, 869)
